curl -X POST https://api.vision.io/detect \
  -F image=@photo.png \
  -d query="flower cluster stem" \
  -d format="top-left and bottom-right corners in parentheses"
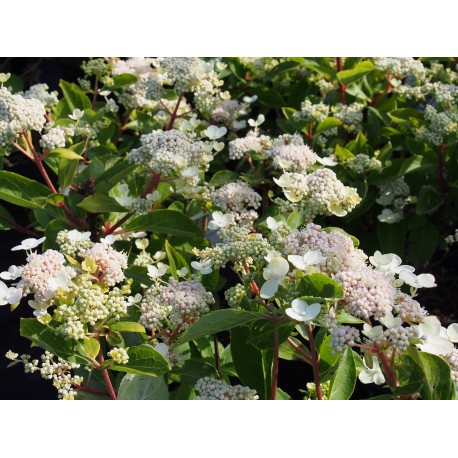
top-left (307, 324), bottom-right (323, 400)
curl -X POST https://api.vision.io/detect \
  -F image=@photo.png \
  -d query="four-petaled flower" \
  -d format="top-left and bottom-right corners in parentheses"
top-left (204, 125), bottom-right (227, 140)
top-left (191, 259), bottom-right (213, 275)
top-left (11, 237), bottom-right (46, 252)
top-left (285, 299), bottom-right (321, 323)
top-left (260, 255), bottom-right (289, 299)
top-left (288, 250), bottom-right (326, 271)
top-left (208, 211), bottom-right (232, 230)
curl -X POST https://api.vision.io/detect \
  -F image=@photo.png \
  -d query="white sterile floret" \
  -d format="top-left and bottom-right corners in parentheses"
top-left (0, 265), bottom-right (22, 280)
top-left (203, 125), bottom-right (227, 140)
top-left (248, 114), bottom-right (265, 128)
top-left (398, 271), bottom-right (436, 289)
top-left (416, 316), bottom-right (454, 355)
top-left (288, 250), bottom-right (326, 271)
top-left (362, 323), bottom-right (384, 341)
top-left (285, 299), bottom-right (321, 323)
top-left (377, 208), bottom-right (402, 224)
top-left (191, 259), bottom-right (213, 275)
top-left (67, 230), bottom-right (91, 242)
top-left (28, 300), bottom-right (49, 317)
top-left (100, 235), bottom-right (117, 245)
top-left (11, 237), bottom-right (46, 252)
top-left (127, 293), bottom-right (142, 306)
top-left (68, 109), bottom-right (84, 121)
top-left (0, 281), bottom-right (22, 306)
top-left (447, 323), bottom-right (458, 343)
top-left (369, 251), bottom-right (415, 275)
top-left (266, 217), bottom-right (284, 231)
top-left (5, 350), bottom-right (18, 360)
top-left (260, 256), bottom-right (289, 299)
top-left (358, 356), bottom-right (385, 385)
top-left (208, 211), bottom-right (232, 230)
top-left (176, 267), bottom-right (189, 278)
top-left (147, 265), bottom-right (167, 279)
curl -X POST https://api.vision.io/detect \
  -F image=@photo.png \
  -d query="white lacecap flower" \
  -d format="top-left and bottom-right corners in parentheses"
top-left (264, 250), bottom-right (282, 263)
top-left (208, 211), bottom-right (232, 230)
top-left (127, 293), bottom-right (142, 306)
top-left (100, 235), bottom-right (117, 245)
top-left (28, 300), bottom-right (49, 318)
top-left (146, 190), bottom-right (161, 202)
top-left (0, 73), bottom-right (11, 83)
top-left (132, 232), bottom-right (147, 238)
top-left (358, 356), bottom-right (385, 385)
top-left (135, 238), bottom-right (149, 250)
top-left (69, 109), bottom-right (84, 121)
top-left (0, 265), bottom-right (22, 281)
top-left (115, 196), bottom-right (135, 208)
top-left (0, 281), bottom-right (22, 305)
top-left (248, 114), bottom-right (265, 128)
top-left (369, 250), bottom-right (415, 275)
top-left (362, 323), bottom-right (384, 340)
top-left (181, 166), bottom-right (200, 179)
top-left (377, 208), bottom-right (402, 224)
top-left (266, 217), bottom-right (283, 231)
top-left (148, 265), bottom-right (167, 279)
top-left (379, 311), bottom-right (402, 329)
top-left (288, 250), bottom-right (326, 271)
top-left (213, 141), bottom-right (224, 152)
top-left (260, 256), bottom-right (289, 299)
top-left (416, 316), bottom-right (454, 355)
top-left (45, 271), bottom-right (72, 300)
top-left (446, 323), bottom-right (458, 343)
top-left (177, 267), bottom-right (189, 278)
top-left (67, 230), bottom-right (91, 242)
top-left (315, 156), bottom-right (337, 166)
top-left (398, 271), bottom-right (436, 289)
top-left (11, 237), bottom-right (46, 252)
top-left (204, 125), bottom-right (227, 140)
top-left (243, 95), bottom-right (257, 104)
top-left (153, 342), bottom-right (169, 359)
top-left (153, 251), bottom-right (166, 261)
top-left (285, 299), bottom-right (321, 323)
top-left (191, 259), bottom-right (213, 275)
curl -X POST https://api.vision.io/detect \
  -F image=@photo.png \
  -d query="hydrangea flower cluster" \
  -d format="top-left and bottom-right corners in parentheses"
top-left (274, 168), bottom-right (361, 218)
top-left (228, 130), bottom-right (272, 160)
top-left (139, 276), bottom-right (214, 331)
top-left (0, 86), bottom-right (46, 147)
top-left (376, 177), bottom-right (413, 223)
top-left (195, 377), bottom-right (259, 400)
top-left (374, 57), bottom-right (426, 80)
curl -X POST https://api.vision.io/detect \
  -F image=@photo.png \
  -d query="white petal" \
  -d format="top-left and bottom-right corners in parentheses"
top-left (260, 279), bottom-right (279, 299)
top-left (417, 337), bottom-right (454, 356)
top-left (446, 323), bottom-right (458, 343)
top-left (288, 255), bottom-right (307, 270)
top-left (291, 299), bottom-right (309, 314)
top-left (303, 250), bottom-right (325, 265)
top-left (267, 257), bottom-right (289, 279)
top-left (419, 316), bottom-right (442, 338)
top-left (285, 307), bottom-right (306, 321)
top-left (417, 274), bottom-right (436, 288)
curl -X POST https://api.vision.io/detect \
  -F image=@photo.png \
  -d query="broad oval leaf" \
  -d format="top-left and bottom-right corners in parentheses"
top-left (329, 347), bottom-right (356, 400)
top-left (118, 373), bottom-right (168, 400)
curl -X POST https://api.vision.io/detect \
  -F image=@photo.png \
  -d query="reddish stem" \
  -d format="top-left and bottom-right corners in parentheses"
top-left (377, 348), bottom-right (400, 388)
top-left (287, 337), bottom-right (312, 363)
top-left (165, 93), bottom-right (183, 131)
top-left (96, 338), bottom-right (117, 400)
top-left (270, 316), bottom-right (280, 400)
top-left (307, 324), bottom-right (323, 400)
top-left (74, 384), bottom-right (110, 397)
top-left (438, 143), bottom-right (450, 194)
top-left (336, 57), bottom-right (346, 104)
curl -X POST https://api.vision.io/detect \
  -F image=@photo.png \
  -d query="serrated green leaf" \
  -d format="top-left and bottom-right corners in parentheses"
top-left (118, 373), bottom-right (168, 400)
top-left (297, 273), bottom-right (344, 299)
top-left (176, 310), bottom-right (260, 345)
top-left (77, 194), bottom-right (126, 213)
top-left (109, 345), bottom-right (171, 376)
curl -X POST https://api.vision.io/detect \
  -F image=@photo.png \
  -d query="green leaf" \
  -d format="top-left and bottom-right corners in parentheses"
top-left (329, 348), bottom-right (356, 400)
top-left (0, 171), bottom-right (52, 209)
top-left (20, 318), bottom-right (94, 365)
top-left (77, 194), bottom-right (126, 213)
top-left (247, 320), bottom-right (296, 351)
top-left (124, 265), bottom-right (153, 287)
top-left (255, 87), bottom-right (285, 107)
top-left (286, 210), bottom-right (305, 229)
top-left (413, 350), bottom-right (454, 400)
top-left (407, 219), bottom-right (439, 267)
top-left (335, 144), bottom-right (355, 160)
top-left (0, 205), bottom-right (15, 229)
top-left (377, 221), bottom-right (406, 258)
top-left (123, 210), bottom-right (202, 239)
top-left (109, 322), bottom-right (146, 333)
top-left (95, 160), bottom-right (139, 193)
top-left (314, 117), bottom-right (342, 134)
top-left (208, 170), bottom-right (240, 187)
top-left (297, 273), bottom-right (344, 299)
top-left (231, 326), bottom-right (271, 399)
top-left (393, 354), bottom-right (424, 396)
top-left (318, 335), bottom-right (340, 378)
top-left (165, 239), bottom-right (190, 280)
top-left (176, 310), bottom-right (260, 345)
top-left (301, 58), bottom-right (336, 80)
top-left (336, 311), bottom-right (365, 325)
top-left (43, 220), bottom-right (72, 250)
top-left (82, 337), bottom-right (100, 359)
top-left (108, 345), bottom-right (171, 377)
top-left (59, 80), bottom-right (91, 111)
top-left (337, 61), bottom-right (375, 86)
top-left (47, 148), bottom-right (83, 161)
top-left (109, 73), bottom-right (139, 89)
top-left (398, 155), bottom-right (435, 176)
top-left (171, 358), bottom-right (217, 384)
top-left (416, 186), bottom-right (445, 215)
top-left (118, 374), bottom-right (168, 400)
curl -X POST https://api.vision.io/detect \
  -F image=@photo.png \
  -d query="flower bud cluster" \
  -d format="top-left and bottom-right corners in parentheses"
top-left (139, 277), bottom-right (214, 331)
top-left (195, 376), bottom-right (259, 400)
top-left (210, 181), bottom-right (261, 214)
top-left (228, 130), bottom-right (271, 160)
top-left (346, 154), bottom-right (382, 174)
top-left (374, 57), bottom-right (426, 80)
top-left (0, 87), bottom-right (46, 147)
top-left (265, 133), bottom-right (318, 173)
top-left (107, 347), bottom-right (129, 365)
top-left (393, 292), bottom-right (428, 323)
top-left (56, 230), bottom-right (93, 258)
top-left (415, 104), bottom-right (458, 146)
top-left (224, 284), bottom-right (247, 309)
top-left (39, 125), bottom-right (75, 150)
top-left (128, 129), bottom-right (208, 177)
top-left (22, 83), bottom-right (59, 107)
top-left (17, 351), bottom-right (82, 400)
top-left (331, 102), bottom-right (364, 133)
top-left (293, 99), bottom-right (329, 124)
top-left (211, 100), bottom-right (247, 130)
top-left (330, 325), bottom-right (360, 353)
